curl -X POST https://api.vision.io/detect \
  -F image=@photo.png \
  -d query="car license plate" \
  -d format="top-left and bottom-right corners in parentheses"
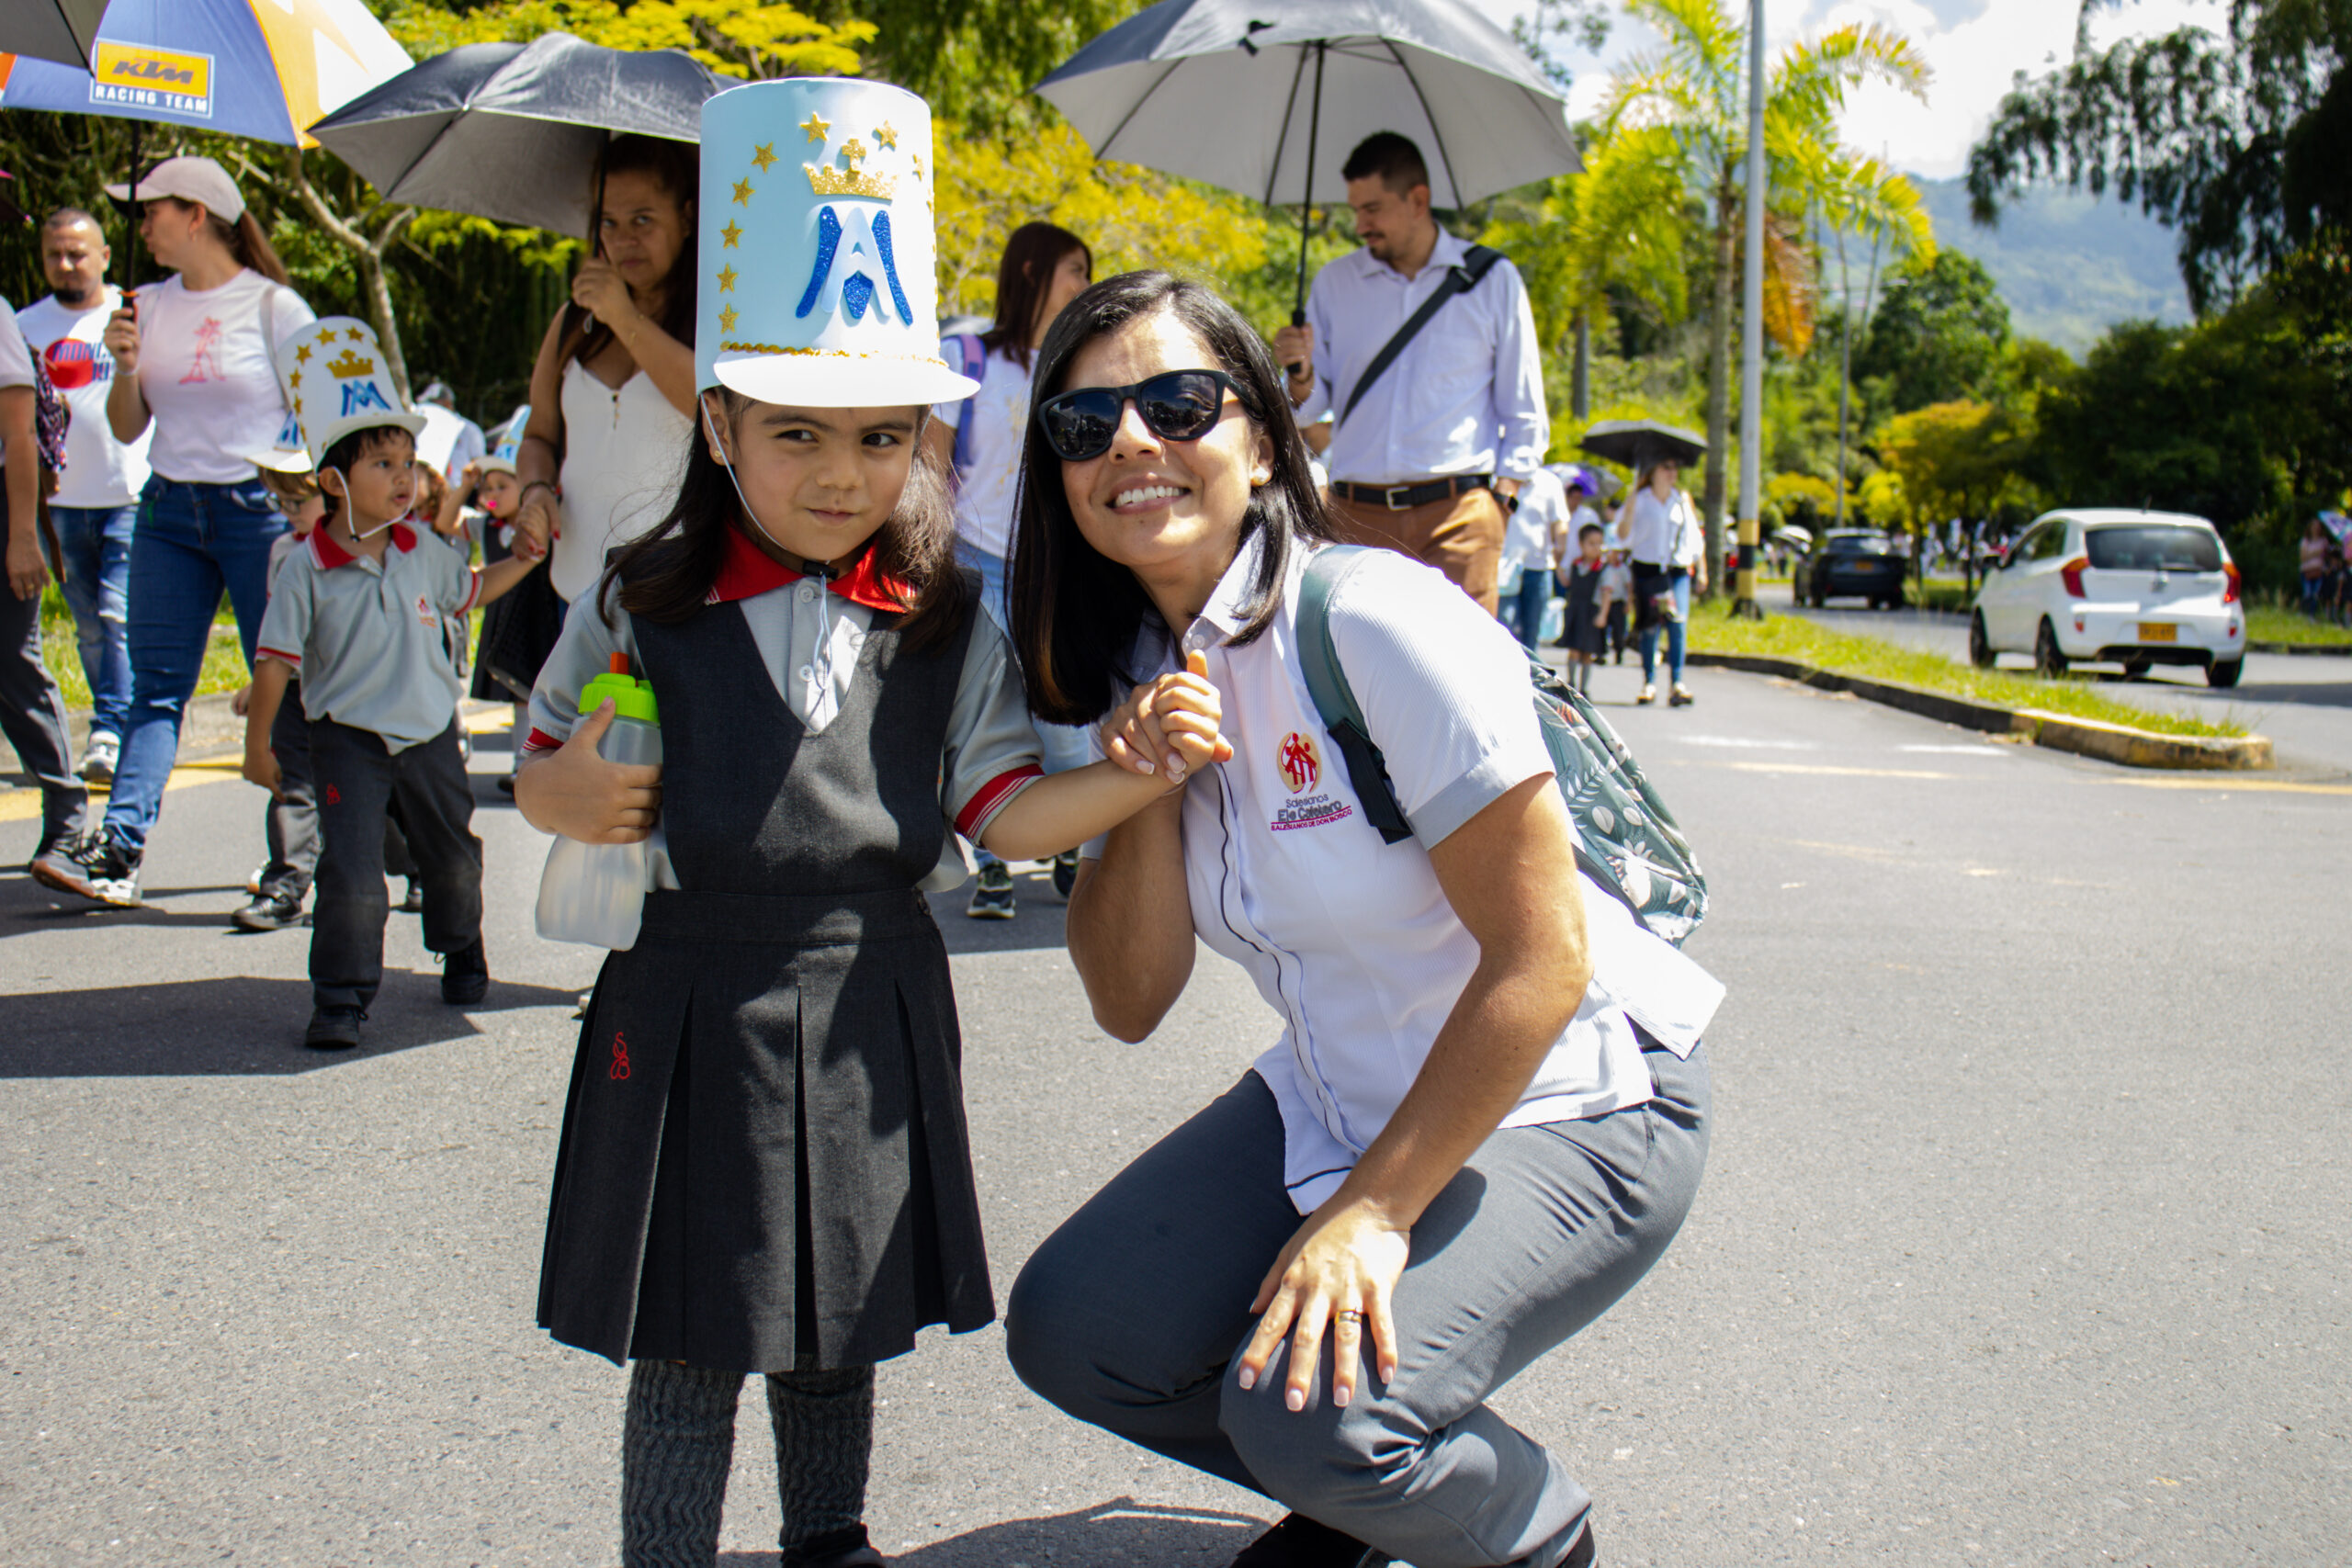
top-left (2139, 622), bottom-right (2177, 643)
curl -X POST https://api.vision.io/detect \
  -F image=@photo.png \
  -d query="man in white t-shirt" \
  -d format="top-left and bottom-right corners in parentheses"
top-left (17, 208), bottom-right (153, 783)
top-left (413, 382), bottom-right (486, 487)
top-left (0, 295), bottom-right (92, 864)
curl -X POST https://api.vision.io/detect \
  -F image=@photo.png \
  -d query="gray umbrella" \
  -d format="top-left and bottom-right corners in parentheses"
top-left (0, 0), bottom-right (107, 69)
top-left (306, 32), bottom-right (724, 236)
top-left (1035, 0), bottom-right (1580, 315)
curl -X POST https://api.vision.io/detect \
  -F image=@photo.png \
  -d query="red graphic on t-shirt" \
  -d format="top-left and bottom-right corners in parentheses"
top-left (1278, 731), bottom-right (1320, 795)
top-left (180, 317), bottom-right (225, 385)
top-left (322, 783), bottom-right (341, 805)
top-left (609, 1031), bottom-right (630, 1080)
top-left (41, 339), bottom-right (106, 390)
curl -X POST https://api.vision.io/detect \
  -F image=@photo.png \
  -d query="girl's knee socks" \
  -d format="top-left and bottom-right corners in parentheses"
top-left (768, 1365), bottom-right (876, 1551)
top-left (622, 1359), bottom-right (742, 1567)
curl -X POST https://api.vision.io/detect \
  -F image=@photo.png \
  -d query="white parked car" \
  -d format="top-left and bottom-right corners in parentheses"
top-left (1969, 509), bottom-right (2246, 687)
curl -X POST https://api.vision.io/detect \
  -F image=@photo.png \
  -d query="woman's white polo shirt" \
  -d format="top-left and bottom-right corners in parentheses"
top-left (1096, 532), bottom-right (1724, 1212)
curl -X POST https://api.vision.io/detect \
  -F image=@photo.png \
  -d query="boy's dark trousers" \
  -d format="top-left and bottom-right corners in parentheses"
top-left (257, 680), bottom-right (319, 904)
top-left (309, 717), bottom-right (481, 1011)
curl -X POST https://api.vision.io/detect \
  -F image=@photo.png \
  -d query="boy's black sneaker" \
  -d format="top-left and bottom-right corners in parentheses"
top-left (780, 1523), bottom-right (884, 1568)
top-left (439, 939), bottom-right (490, 1005)
top-left (305, 1006), bottom-right (365, 1050)
top-left (29, 831), bottom-right (142, 908)
top-left (232, 893), bottom-right (306, 931)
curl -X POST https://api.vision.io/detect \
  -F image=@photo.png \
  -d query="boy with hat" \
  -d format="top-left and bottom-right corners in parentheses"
top-left (241, 319), bottom-right (546, 1048)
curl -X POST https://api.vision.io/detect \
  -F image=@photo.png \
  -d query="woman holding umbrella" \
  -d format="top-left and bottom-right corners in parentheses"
top-left (1616, 458), bottom-right (1707, 706)
top-left (33, 156), bottom-right (316, 908)
top-left (492, 136), bottom-right (697, 706)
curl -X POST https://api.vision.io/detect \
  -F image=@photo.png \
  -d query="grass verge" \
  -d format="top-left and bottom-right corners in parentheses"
top-left (1684, 603), bottom-right (2248, 739)
top-left (2245, 603), bottom-right (2352, 647)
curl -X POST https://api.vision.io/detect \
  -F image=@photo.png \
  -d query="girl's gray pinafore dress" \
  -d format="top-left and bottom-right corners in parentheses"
top-left (537, 591), bottom-right (994, 1372)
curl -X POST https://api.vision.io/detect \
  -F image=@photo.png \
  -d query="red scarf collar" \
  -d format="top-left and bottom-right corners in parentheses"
top-left (309, 522), bottom-right (417, 570)
top-left (706, 525), bottom-right (911, 612)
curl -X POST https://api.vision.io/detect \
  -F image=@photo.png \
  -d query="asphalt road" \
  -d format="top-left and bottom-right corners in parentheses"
top-left (3, 675), bottom-right (2348, 1567)
top-left (1783, 587), bottom-right (2352, 778)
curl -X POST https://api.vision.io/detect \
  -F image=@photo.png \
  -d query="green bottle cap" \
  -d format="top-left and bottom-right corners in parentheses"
top-left (579, 652), bottom-right (658, 726)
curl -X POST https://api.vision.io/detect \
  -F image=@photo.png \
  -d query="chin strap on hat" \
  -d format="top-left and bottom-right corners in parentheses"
top-left (703, 399), bottom-right (843, 694)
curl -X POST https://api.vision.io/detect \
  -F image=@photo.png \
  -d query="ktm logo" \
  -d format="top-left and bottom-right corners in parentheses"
top-left (341, 381), bottom-right (393, 416)
top-left (92, 43), bottom-right (210, 97)
top-left (1278, 731), bottom-right (1320, 795)
top-left (110, 58), bottom-right (195, 85)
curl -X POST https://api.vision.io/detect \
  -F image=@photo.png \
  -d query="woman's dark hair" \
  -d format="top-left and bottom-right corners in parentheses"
top-left (317, 424), bottom-right (416, 527)
top-left (564, 135), bottom-right (698, 373)
top-left (980, 222), bottom-right (1091, 373)
top-left (1008, 271), bottom-right (1340, 725)
top-left (602, 392), bottom-right (970, 654)
top-left (157, 197), bottom-right (289, 286)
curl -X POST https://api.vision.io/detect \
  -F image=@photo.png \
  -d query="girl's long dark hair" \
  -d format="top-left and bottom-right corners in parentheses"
top-left (564, 135), bottom-right (698, 374)
top-left (980, 222), bottom-right (1090, 373)
top-left (601, 392), bottom-right (970, 654)
top-left (1008, 272), bottom-right (1340, 725)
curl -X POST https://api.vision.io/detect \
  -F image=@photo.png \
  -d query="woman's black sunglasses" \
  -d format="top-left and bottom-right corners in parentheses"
top-left (1035, 369), bottom-right (1250, 462)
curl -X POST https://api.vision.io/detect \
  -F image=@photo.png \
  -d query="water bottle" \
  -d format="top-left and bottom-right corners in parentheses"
top-left (535, 653), bottom-right (664, 950)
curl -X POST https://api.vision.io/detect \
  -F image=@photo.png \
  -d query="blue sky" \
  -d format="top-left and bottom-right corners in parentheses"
top-left (1476, 0), bottom-right (2228, 179)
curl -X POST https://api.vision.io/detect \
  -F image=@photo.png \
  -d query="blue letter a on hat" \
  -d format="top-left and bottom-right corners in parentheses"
top-left (795, 205), bottom-right (914, 325)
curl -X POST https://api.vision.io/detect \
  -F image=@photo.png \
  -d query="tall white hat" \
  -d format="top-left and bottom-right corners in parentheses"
top-left (478, 405), bottom-right (529, 476)
top-left (276, 317), bottom-right (425, 468)
top-left (696, 77), bottom-right (978, 408)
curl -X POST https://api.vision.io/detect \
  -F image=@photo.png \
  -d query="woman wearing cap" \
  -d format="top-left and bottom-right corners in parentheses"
top-left (1001, 273), bottom-right (1721, 1568)
top-left (490, 136), bottom-right (700, 728)
top-left (32, 155), bottom-right (315, 908)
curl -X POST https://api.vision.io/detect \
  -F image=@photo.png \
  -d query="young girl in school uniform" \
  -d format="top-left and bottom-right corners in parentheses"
top-left (513, 79), bottom-right (1227, 1568)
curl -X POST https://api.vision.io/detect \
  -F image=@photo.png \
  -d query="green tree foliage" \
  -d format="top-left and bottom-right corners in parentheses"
top-left (1965, 0), bottom-right (2352, 312)
top-left (797, 0), bottom-right (1144, 131)
top-left (1855, 251), bottom-right (2012, 414)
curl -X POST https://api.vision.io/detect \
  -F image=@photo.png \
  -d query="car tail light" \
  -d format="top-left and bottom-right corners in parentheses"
top-left (2061, 557), bottom-right (2088, 597)
top-left (2223, 562), bottom-right (2242, 604)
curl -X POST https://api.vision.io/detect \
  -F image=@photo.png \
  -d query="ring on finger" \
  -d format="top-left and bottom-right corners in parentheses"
top-left (1334, 1309), bottom-right (1365, 1325)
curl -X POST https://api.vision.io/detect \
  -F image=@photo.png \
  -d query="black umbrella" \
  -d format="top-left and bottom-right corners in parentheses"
top-left (0, 0), bottom-right (108, 68)
top-left (1579, 419), bottom-right (1707, 471)
top-left (306, 32), bottom-right (724, 236)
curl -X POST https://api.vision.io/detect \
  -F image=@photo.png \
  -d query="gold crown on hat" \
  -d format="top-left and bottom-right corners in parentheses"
top-left (325, 347), bottom-right (373, 378)
top-left (804, 138), bottom-right (895, 201)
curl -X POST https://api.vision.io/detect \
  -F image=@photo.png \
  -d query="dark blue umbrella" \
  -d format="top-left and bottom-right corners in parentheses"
top-left (0, 0), bottom-right (109, 69)
top-left (307, 32), bottom-right (723, 237)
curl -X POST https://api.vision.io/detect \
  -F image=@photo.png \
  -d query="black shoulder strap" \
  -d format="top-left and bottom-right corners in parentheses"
top-left (1340, 244), bottom-right (1505, 422)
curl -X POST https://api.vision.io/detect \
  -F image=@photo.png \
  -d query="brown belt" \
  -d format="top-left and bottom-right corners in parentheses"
top-left (1329, 474), bottom-right (1493, 511)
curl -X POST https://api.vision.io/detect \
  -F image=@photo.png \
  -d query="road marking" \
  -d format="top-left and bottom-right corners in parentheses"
top-left (1717, 761), bottom-right (1957, 779)
top-left (2100, 776), bottom-right (2352, 795)
top-left (0, 759), bottom-right (242, 824)
top-left (1672, 735), bottom-right (1821, 750)
top-left (1899, 743), bottom-right (2015, 756)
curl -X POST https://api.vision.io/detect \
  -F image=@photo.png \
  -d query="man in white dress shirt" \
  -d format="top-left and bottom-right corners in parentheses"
top-left (1274, 132), bottom-right (1550, 615)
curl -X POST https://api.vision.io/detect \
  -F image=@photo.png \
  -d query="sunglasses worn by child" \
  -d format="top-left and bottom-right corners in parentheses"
top-left (1035, 369), bottom-right (1250, 463)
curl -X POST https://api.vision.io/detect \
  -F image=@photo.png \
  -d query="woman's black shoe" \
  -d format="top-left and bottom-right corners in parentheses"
top-left (1230, 1514), bottom-right (1388, 1568)
top-left (780, 1522), bottom-right (884, 1567)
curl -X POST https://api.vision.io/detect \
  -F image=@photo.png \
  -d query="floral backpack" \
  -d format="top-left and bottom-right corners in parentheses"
top-left (29, 353), bottom-right (69, 494)
top-left (1296, 545), bottom-right (1710, 946)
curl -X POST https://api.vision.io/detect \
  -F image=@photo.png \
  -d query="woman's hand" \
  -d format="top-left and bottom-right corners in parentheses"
top-left (512, 700), bottom-right (662, 843)
top-left (1099, 650), bottom-right (1233, 787)
top-left (6, 528), bottom-right (48, 601)
top-left (1237, 1197), bottom-right (1410, 1412)
top-left (102, 305), bottom-right (139, 373)
top-left (571, 255), bottom-right (640, 336)
top-left (513, 485), bottom-right (558, 555)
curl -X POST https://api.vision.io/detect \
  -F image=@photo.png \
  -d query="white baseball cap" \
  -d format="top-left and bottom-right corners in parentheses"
top-left (104, 155), bottom-right (244, 222)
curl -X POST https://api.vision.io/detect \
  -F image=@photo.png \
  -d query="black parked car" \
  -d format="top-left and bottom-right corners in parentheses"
top-left (1794, 529), bottom-right (1909, 608)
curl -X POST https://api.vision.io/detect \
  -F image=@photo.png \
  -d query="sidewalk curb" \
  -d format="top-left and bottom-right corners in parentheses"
top-left (1685, 652), bottom-right (2275, 771)
top-left (2246, 639), bottom-right (2352, 657)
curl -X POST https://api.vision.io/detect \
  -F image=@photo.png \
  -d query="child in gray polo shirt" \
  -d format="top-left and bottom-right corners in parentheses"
top-left (239, 319), bottom-right (545, 1049)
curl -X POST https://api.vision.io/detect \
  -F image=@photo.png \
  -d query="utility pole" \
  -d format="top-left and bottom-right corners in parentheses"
top-left (1733, 0), bottom-right (1768, 618)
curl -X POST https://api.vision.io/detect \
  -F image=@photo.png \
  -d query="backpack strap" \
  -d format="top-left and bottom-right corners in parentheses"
top-left (1339, 244), bottom-right (1506, 423)
top-left (1295, 545), bottom-right (1414, 845)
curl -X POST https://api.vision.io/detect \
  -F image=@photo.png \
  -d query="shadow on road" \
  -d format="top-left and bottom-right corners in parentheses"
top-left (713, 1498), bottom-right (1265, 1566)
top-left (0, 973), bottom-right (580, 1077)
top-left (924, 867), bottom-right (1072, 957)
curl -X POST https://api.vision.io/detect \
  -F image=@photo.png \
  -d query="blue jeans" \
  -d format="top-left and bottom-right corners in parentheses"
top-left (1637, 570), bottom-right (1691, 687)
top-left (1499, 563), bottom-right (1550, 649)
top-left (102, 478), bottom-right (287, 855)
top-left (45, 502), bottom-right (139, 740)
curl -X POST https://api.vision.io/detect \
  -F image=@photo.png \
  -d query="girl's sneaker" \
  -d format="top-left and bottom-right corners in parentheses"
top-left (967, 860), bottom-right (1016, 919)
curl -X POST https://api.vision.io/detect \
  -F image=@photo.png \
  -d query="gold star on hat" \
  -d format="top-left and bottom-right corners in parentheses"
top-left (717, 265), bottom-right (739, 293)
top-left (732, 176), bottom-right (754, 206)
top-left (294, 343), bottom-right (312, 364)
top-left (875, 122), bottom-right (899, 150)
top-left (721, 219), bottom-right (743, 248)
top-left (752, 141), bottom-right (777, 173)
top-left (719, 305), bottom-right (739, 333)
top-left (800, 112), bottom-right (830, 143)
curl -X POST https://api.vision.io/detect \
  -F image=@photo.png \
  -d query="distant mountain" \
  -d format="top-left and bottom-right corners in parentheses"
top-left (1906, 176), bottom-right (2193, 355)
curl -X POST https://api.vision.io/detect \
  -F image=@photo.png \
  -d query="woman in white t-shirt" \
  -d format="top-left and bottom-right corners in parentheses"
top-left (999, 275), bottom-right (1718, 1568)
top-left (929, 221), bottom-right (1091, 915)
top-left (1614, 458), bottom-right (1708, 706)
top-left (32, 157), bottom-right (314, 908)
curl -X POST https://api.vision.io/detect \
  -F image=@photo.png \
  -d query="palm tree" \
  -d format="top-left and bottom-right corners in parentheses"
top-left (1600, 0), bottom-right (1928, 593)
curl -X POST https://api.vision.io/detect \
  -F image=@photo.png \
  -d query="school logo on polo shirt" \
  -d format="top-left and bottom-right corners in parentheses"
top-left (1270, 729), bottom-right (1353, 833)
top-left (414, 592), bottom-right (436, 628)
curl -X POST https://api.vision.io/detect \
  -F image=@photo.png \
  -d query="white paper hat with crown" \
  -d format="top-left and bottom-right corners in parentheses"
top-left (276, 317), bottom-right (426, 468)
top-left (697, 77), bottom-right (978, 407)
top-left (479, 405), bottom-right (529, 477)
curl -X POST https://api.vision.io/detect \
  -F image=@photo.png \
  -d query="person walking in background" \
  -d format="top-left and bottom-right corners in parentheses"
top-left (0, 293), bottom-right (90, 869)
top-left (1616, 457), bottom-right (1706, 706)
top-left (413, 380), bottom-right (486, 488)
top-left (1498, 460), bottom-right (1566, 650)
top-left (499, 135), bottom-right (698, 728)
top-left (30, 156), bottom-right (314, 909)
top-left (19, 207), bottom-right (152, 786)
top-left (932, 220), bottom-right (1093, 917)
top-left (2301, 517), bottom-right (2333, 616)
top-left (1558, 520), bottom-right (1609, 694)
top-left (1274, 131), bottom-right (1548, 615)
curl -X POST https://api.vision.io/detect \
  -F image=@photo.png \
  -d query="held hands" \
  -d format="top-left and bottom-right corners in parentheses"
top-left (513, 488), bottom-right (557, 556)
top-left (1099, 651), bottom-right (1232, 791)
top-left (512, 699), bottom-right (662, 844)
top-left (1237, 1196), bottom-right (1410, 1412)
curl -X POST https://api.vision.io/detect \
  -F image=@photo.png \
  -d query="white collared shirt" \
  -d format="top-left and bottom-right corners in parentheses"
top-left (1623, 487), bottom-right (1704, 569)
top-left (1294, 230), bottom-right (1549, 488)
top-left (1094, 534), bottom-right (1724, 1212)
